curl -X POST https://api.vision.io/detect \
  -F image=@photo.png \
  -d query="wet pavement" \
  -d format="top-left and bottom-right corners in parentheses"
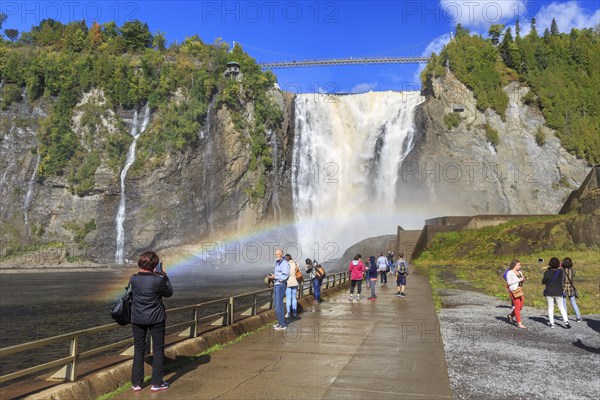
top-left (113, 270), bottom-right (452, 399)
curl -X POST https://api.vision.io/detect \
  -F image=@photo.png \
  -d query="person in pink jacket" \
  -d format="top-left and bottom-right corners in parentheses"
top-left (348, 254), bottom-right (365, 301)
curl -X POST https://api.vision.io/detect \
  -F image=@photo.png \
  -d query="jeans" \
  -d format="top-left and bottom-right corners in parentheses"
top-left (369, 279), bottom-right (377, 297)
top-left (379, 270), bottom-right (387, 284)
top-left (546, 296), bottom-right (568, 325)
top-left (286, 285), bottom-right (298, 314)
top-left (563, 295), bottom-right (581, 319)
top-left (350, 279), bottom-right (362, 294)
top-left (311, 277), bottom-right (321, 301)
top-left (274, 283), bottom-right (287, 327)
top-left (131, 321), bottom-right (166, 386)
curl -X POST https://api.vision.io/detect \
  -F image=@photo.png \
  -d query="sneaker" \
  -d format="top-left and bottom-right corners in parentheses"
top-left (367, 297), bottom-right (373, 300)
top-left (349, 295), bottom-right (354, 301)
top-left (273, 324), bottom-right (280, 328)
top-left (131, 386), bottom-right (142, 392)
top-left (151, 382), bottom-right (170, 392)
top-left (576, 318), bottom-right (582, 322)
top-left (549, 323), bottom-right (555, 328)
top-left (285, 313), bottom-right (290, 318)
top-left (565, 322), bottom-right (572, 329)
top-left (356, 294), bottom-right (360, 301)
top-left (401, 292), bottom-right (406, 296)
top-left (395, 292), bottom-right (402, 296)
top-left (274, 325), bottom-right (287, 331)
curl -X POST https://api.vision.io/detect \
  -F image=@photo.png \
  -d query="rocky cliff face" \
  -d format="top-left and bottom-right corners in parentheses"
top-left (1, 71), bottom-right (593, 266)
top-left (0, 88), bottom-right (296, 264)
top-left (403, 73), bottom-right (590, 215)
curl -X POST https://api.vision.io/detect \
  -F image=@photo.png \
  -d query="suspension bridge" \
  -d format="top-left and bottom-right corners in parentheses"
top-left (259, 56), bottom-right (430, 69)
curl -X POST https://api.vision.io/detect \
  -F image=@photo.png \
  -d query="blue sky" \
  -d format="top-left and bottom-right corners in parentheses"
top-left (2, 1), bottom-right (599, 93)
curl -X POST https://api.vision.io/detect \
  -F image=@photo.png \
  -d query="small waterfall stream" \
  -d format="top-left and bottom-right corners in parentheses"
top-left (23, 153), bottom-right (41, 237)
top-left (114, 105), bottom-right (150, 264)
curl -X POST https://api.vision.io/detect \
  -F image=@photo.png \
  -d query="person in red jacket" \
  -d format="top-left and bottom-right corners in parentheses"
top-left (348, 254), bottom-right (365, 301)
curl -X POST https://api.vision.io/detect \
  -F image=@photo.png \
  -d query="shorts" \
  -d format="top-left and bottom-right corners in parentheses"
top-left (396, 274), bottom-right (406, 286)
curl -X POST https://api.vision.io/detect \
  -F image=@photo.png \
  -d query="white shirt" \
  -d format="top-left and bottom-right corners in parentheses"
top-left (377, 256), bottom-right (388, 271)
top-left (506, 270), bottom-right (521, 291)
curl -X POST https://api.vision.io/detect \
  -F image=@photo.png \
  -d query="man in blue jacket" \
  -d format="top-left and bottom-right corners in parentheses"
top-left (269, 249), bottom-right (290, 330)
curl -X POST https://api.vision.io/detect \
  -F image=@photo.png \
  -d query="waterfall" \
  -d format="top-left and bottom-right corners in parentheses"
top-left (200, 96), bottom-right (216, 140)
top-left (115, 105), bottom-right (150, 264)
top-left (292, 91), bottom-right (424, 260)
top-left (23, 153), bottom-right (41, 237)
top-left (270, 130), bottom-right (282, 220)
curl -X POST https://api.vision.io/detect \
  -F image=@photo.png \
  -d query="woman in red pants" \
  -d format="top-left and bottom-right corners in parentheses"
top-left (506, 259), bottom-right (527, 329)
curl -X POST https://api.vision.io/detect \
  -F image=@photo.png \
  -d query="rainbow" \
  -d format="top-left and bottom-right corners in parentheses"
top-left (99, 207), bottom-right (437, 302)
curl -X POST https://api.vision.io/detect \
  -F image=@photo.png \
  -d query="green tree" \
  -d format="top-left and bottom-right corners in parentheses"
top-left (153, 31), bottom-right (166, 51)
top-left (488, 24), bottom-right (504, 46)
top-left (4, 28), bottom-right (18, 41)
top-left (119, 20), bottom-right (152, 51)
top-left (551, 18), bottom-right (559, 36)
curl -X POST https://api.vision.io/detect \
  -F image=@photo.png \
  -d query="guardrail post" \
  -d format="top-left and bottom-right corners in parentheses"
top-left (66, 336), bottom-right (78, 381)
top-left (252, 294), bottom-right (257, 316)
top-left (228, 297), bottom-right (234, 325)
top-left (191, 306), bottom-right (198, 338)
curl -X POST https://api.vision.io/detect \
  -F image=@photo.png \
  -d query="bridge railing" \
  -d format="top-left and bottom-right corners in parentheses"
top-left (0, 271), bottom-right (350, 385)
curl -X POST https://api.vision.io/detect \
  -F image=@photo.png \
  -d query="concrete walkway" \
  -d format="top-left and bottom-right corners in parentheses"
top-left (113, 270), bottom-right (452, 400)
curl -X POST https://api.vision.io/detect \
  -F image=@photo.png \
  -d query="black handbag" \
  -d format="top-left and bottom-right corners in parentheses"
top-left (111, 278), bottom-right (133, 326)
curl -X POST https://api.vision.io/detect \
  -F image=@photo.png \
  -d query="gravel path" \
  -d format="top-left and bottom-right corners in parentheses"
top-left (437, 288), bottom-right (600, 400)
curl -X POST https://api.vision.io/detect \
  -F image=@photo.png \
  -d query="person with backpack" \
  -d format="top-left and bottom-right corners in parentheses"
top-left (130, 251), bottom-right (173, 392)
top-left (306, 259), bottom-right (323, 305)
top-left (348, 254), bottom-right (365, 301)
top-left (387, 251), bottom-right (395, 276)
top-left (542, 257), bottom-right (571, 328)
top-left (367, 255), bottom-right (379, 300)
top-left (562, 257), bottom-right (582, 322)
top-left (506, 259), bottom-right (527, 329)
top-left (395, 253), bottom-right (409, 297)
top-left (285, 254), bottom-right (301, 318)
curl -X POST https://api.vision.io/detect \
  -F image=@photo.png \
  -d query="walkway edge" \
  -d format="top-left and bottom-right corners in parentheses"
top-left (24, 283), bottom-right (351, 400)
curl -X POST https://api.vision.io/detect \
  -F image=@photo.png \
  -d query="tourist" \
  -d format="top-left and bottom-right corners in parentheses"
top-left (367, 255), bottom-right (379, 300)
top-left (387, 251), bottom-right (395, 276)
top-left (506, 259), bottom-right (527, 329)
top-left (395, 253), bottom-right (409, 297)
top-left (285, 254), bottom-right (300, 318)
top-left (348, 254), bottom-right (365, 301)
top-left (130, 251), bottom-right (173, 392)
top-left (562, 257), bottom-right (582, 322)
top-left (306, 258), bottom-right (323, 304)
top-left (270, 249), bottom-right (290, 330)
top-left (377, 253), bottom-right (388, 285)
top-left (542, 257), bottom-right (571, 328)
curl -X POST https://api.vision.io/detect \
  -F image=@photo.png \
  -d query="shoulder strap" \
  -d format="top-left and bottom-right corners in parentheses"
top-left (564, 269), bottom-right (576, 289)
top-left (546, 269), bottom-right (560, 287)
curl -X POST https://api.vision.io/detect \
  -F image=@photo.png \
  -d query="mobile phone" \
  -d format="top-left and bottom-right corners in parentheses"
top-left (155, 262), bottom-right (163, 273)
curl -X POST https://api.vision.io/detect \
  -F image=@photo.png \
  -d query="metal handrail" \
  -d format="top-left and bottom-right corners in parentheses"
top-left (0, 270), bottom-right (350, 384)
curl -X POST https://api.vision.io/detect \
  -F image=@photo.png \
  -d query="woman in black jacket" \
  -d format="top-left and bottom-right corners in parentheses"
top-left (130, 251), bottom-right (173, 392)
top-left (542, 257), bottom-right (570, 329)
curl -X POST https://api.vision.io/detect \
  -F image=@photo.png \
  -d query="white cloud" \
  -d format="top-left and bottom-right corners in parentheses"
top-left (411, 33), bottom-right (453, 86)
top-left (440, 0), bottom-right (527, 28)
top-left (352, 82), bottom-right (378, 93)
top-left (518, 1), bottom-right (600, 35)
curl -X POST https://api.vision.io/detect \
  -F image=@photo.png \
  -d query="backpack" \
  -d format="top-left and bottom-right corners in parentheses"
top-left (397, 260), bottom-right (408, 275)
top-left (314, 264), bottom-right (326, 280)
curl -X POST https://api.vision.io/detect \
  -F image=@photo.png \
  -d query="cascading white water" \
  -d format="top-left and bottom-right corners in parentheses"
top-left (23, 153), bottom-right (41, 236)
top-left (115, 105), bottom-right (150, 264)
top-left (292, 91), bottom-right (425, 261)
top-left (270, 130), bottom-right (283, 220)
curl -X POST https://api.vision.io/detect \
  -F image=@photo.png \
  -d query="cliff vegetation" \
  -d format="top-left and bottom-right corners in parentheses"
top-left (423, 19), bottom-right (600, 164)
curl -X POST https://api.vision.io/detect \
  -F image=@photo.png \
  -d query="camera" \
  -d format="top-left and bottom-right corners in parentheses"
top-left (537, 258), bottom-right (544, 263)
top-left (155, 261), bottom-right (163, 273)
